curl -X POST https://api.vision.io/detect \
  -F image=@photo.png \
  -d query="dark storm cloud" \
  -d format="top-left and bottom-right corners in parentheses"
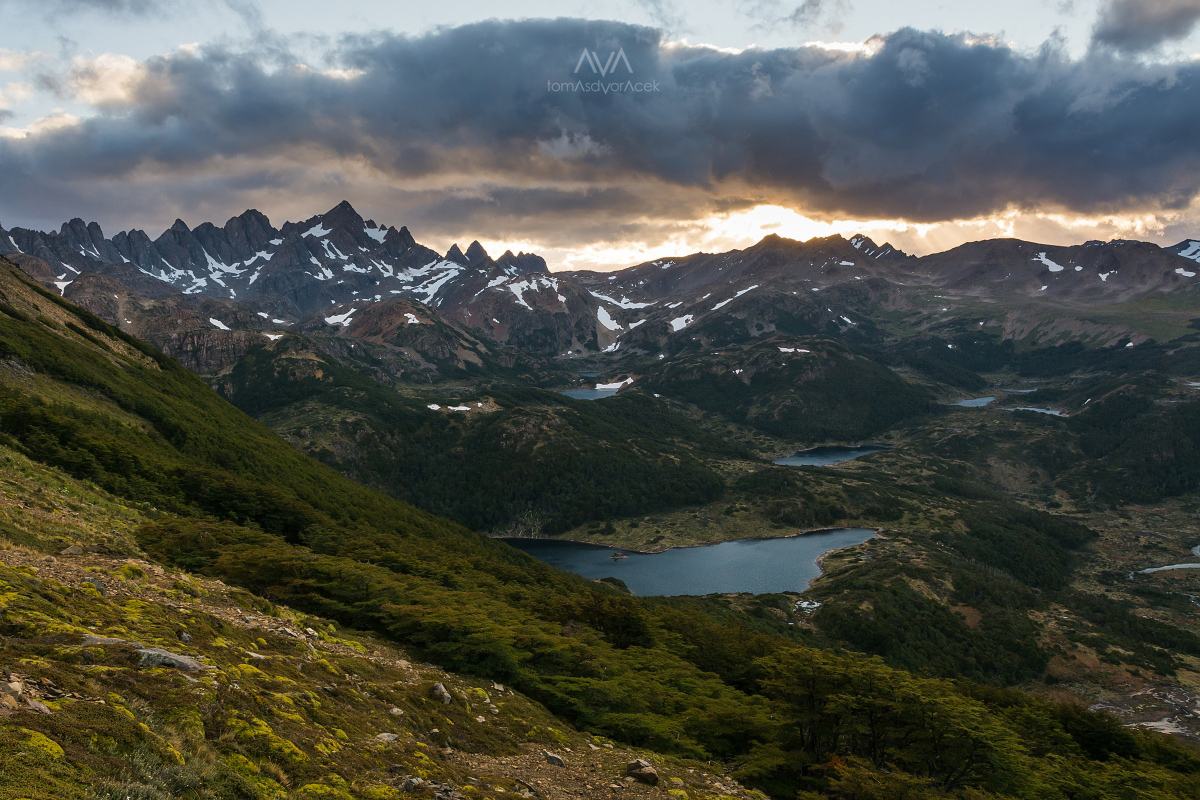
top-left (5, 17), bottom-right (1200, 236)
top-left (1092, 0), bottom-right (1200, 53)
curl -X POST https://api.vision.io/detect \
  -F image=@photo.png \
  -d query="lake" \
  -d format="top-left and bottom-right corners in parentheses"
top-left (1009, 406), bottom-right (1065, 417)
top-left (502, 528), bottom-right (877, 596)
top-left (558, 388), bottom-right (620, 400)
top-left (952, 396), bottom-right (995, 407)
top-left (773, 444), bottom-right (890, 466)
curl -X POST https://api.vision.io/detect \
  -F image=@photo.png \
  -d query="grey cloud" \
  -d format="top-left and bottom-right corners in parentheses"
top-left (742, 0), bottom-right (853, 32)
top-left (4, 18), bottom-right (1200, 241)
top-left (1092, 0), bottom-right (1200, 53)
top-left (3, 0), bottom-right (263, 31)
top-left (1, 0), bottom-right (165, 15)
top-left (632, 0), bottom-right (686, 36)
top-left (782, 0), bottom-right (852, 29)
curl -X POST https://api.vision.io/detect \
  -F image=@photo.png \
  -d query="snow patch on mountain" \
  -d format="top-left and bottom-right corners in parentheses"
top-left (596, 306), bottom-right (622, 331)
top-left (1034, 252), bottom-right (1064, 272)
top-left (325, 308), bottom-right (357, 326)
top-left (712, 284), bottom-right (760, 311)
top-left (590, 291), bottom-right (653, 309)
top-left (208, 318), bottom-right (230, 330)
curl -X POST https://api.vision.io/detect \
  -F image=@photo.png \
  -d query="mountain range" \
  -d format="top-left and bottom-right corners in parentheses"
top-left (6, 202), bottom-right (1200, 379)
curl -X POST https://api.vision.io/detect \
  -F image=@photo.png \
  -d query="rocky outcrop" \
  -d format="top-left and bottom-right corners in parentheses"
top-left (134, 647), bottom-right (211, 672)
top-left (431, 682), bottom-right (453, 704)
top-left (626, 758), bottom-right (659, 785)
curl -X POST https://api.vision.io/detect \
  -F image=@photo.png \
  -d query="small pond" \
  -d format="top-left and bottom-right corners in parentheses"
top-left (952, 396), bottom-right (995, 407)
top-left (773, 444), bottom-right (890, 467)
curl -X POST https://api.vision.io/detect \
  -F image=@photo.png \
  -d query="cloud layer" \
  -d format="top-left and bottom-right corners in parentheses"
top-left (3, 17), bottom-right (1200, 257)
top-left (1092, 0), bottom-right (1200, 53)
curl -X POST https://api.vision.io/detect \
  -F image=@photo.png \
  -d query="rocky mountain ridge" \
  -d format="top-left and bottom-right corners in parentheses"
top-left (6, 203), bottom-right (1200, 367)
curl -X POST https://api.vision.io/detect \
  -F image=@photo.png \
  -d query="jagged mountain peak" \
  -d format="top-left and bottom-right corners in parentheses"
top-left (59, 218), bottom-right (92, 239)
top-left (227, 207), bottom-right (273, 229)
top-left (464, 240), bottom-right (490, 266)
top-left (445, 243), bottom-right (466, 263)
top-left (848, 234), bottom-right (907, 259)
top-left (391, 225), bottom-right (416, 248)
top-left (319, 199), bottom-right (365, 230)
top-left (497, 250), bottom-right (549, 274)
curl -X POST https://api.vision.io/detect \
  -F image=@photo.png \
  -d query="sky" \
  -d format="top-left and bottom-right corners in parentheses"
top-left (2, 0), bottom-right (1200, 270)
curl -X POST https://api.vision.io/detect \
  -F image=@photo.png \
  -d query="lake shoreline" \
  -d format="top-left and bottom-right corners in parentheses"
top-left (496, 525), bottom-right (885, 556)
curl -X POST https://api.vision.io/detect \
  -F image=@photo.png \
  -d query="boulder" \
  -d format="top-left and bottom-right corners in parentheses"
top-left (543, 750), bottom-right (567, 767)
top-left (627, 758), bottom-right (659, 785)
top-left (81, 635), bottom-right (135, 647)
top-left (430, 682), bottom-right (453, 704)
top-left (134, 647), bottom-right (209, 672)
top-left (26, 698), bottom-right (51, 714)
top-left (83, 577), bottom-right (106, 596)
top-left (59, 545), bottom-right (84, 556)
top-left (375, 732), bottom-right (399, 742)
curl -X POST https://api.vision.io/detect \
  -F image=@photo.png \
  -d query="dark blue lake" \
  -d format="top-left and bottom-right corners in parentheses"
top-left (952, 396), bottom-right (995, 407)
top-left (558, 388), bottom-right (620, 400)
top-left (502, 529), bottom-right (877, 596)
top-left (773, 445), bottom-right (889, 466)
